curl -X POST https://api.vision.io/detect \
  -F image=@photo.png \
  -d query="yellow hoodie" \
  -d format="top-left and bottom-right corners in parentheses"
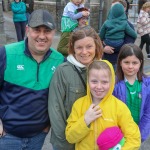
top-left (66, 60), bottom-right (141, 150)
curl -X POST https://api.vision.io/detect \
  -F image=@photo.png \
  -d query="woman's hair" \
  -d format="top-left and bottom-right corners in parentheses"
top-left (68, 27), bottom-right (103, 60)
top-left (71, 0), bottom-right (85, 4)
top-left (142, 1), bottom-right (150, 10)
top-left (112, 0), bottom-right (127, 8)
top-left (116, 43), bottom-right (144, 82)
top-left (88, 61), bottom-right (111, 78)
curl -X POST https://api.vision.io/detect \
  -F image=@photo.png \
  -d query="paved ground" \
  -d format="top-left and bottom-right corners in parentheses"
top-left (2, 11), bottom-right (150, 150)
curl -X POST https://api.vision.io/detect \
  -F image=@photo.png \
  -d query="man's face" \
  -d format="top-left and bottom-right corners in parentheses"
top-left (26, 25), bottom-right (55, 56)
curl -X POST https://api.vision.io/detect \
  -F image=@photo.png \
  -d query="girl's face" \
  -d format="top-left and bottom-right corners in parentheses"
top-left (74, 37), bottom-right (96, 66)
top-left (15, 0), bottom-right (20, 2)
top-left (145, 7), bottom-right (150, 13)
top-left (72, 0), bottom-right (82, 6)
top-left (88, 69), bottom-right (110, 102)
top-left (120, 55), bottom-right (141, 79)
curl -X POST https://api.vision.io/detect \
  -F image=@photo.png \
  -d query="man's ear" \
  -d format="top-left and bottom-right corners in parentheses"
top-left (25, 25), bottom-right (29, 37)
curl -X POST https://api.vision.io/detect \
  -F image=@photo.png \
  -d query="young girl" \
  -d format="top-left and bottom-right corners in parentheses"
top-left (113, 43), bottom-right (150, 142)
top-left (11, 0), bottom-right (27, 41)
top-left (57, 0), bottom-right (90, 56)
top-left (137, 2), bottom-right (150, 59)
top-left (66, 60), bottom-right (141, 150)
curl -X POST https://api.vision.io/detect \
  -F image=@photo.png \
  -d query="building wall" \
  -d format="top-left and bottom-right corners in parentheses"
top-left (3, 0), bottom-right (109, 32)
top-left (34, 1), bottom-right (100, 32)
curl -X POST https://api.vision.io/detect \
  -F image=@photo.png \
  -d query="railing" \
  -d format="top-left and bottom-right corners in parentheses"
top-left (128, 4), bottom-right (138, 25)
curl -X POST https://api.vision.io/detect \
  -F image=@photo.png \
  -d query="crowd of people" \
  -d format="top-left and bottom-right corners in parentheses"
top-left (0, 0), bottom-right (150, 150)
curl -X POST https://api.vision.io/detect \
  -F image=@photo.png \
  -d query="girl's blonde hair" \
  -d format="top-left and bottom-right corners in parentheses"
top-left (70, 0), bottom-right (85, 4)
top-left (142, 2), bottom-right (150, 10)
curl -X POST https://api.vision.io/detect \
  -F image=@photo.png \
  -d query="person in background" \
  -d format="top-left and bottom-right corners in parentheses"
top-left (102, 0), bottom-right (136, 69)
top-left (48, 27), bottom-right (103, 150)
top-left (22, 0), bottom-right (34, 23)
top-left (0, 9), bottom-right (64, 150)
top-left (125, 0), bottom-right (130, 17)
top-left (11, 0), bottom-right (27, 41)
top-left (65, 60), bottom-right (141, 150)
top-left (59, 7), bottom-right (90, 56)
top-left (100, 3), bottom-right (137, 68)
top-left (73, 7), bottom-right (90, 32)
top-left (138, 0), bottom-right (148, 14)
top-left (137, 2), bottom-right (150, 59)
top-left (113, 43), bottom-right (150, 142)
top-left (57, 0), bottom-right (90, 57)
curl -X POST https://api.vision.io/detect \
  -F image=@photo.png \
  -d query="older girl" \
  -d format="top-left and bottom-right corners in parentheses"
top-left (114, 43), bottom-right (150, 142)
top-left (137, 2), bottom-right (150, 59)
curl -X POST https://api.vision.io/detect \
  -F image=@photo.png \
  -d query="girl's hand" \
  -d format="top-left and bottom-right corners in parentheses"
top-left (84, 104), bottom-right (102, 126)
top-left (82, 11), bottom-right (90, 17)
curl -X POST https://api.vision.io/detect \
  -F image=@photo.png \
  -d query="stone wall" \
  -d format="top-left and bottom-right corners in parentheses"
top-left (34, 1), bottom-right (101, 32)
top-left (3, 0), bottom-right (107, 32)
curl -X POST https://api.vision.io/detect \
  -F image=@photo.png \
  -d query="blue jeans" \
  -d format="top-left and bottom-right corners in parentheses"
top-left (14, 21), bottom-right (26, 41)
top-left (0, 131), bottom-right (47, 150)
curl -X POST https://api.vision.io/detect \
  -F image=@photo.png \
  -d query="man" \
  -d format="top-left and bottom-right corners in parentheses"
top-left (22, 0), bottom-right (34, 23)
top-left (0, 9), bottom-right (64, 150)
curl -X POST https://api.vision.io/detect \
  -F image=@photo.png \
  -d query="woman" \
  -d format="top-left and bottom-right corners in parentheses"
top-left (11, 0), bottom-right (27, 41)
top-left (137, 2), bottom-right (150, 59)
top-left (48, 27), bottom-right (103, 150)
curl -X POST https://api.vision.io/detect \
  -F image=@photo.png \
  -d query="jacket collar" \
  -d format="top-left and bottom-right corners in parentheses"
top-left (24, 38), bottom-right (52, 62)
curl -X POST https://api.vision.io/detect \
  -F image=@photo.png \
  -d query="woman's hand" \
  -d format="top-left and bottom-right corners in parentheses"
top-left (84, 104), bottom-right (102, 126)
top-left (103, 45), bottom-right (114, 54)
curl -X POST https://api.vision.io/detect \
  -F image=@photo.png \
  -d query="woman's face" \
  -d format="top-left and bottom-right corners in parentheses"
top-left (15, 0), bottom-right (20, 2)
top-left (74, 37), bottom-right (96, 66)
top-left (72, 0), bottom-right (82, 6)
top-left (78, 17), bottom-right (88, 27)
top-left (145, 7), bottom-right (150, 13)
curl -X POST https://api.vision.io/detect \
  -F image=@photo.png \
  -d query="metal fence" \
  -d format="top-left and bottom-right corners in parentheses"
top-left (128, 3), bottom-right (138, 25)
